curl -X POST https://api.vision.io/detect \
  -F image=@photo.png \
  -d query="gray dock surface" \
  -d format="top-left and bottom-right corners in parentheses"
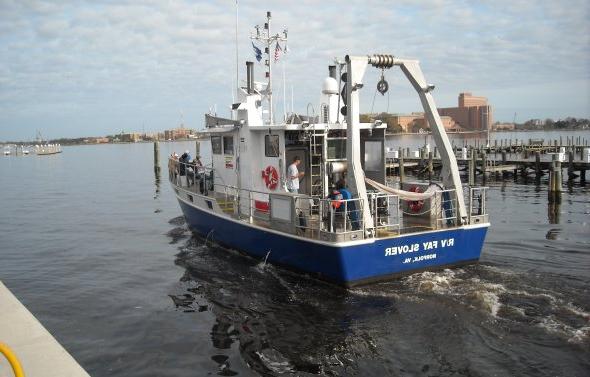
top-left (0, 281), bottom-right (90, 377)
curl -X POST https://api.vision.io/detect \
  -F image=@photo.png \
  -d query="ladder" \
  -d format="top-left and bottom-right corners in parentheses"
top-left (309, 129), bottom-right (324, 197)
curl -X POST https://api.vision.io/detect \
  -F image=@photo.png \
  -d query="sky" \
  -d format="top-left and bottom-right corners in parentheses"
top-left (0, 0), bottom-right (589, 141)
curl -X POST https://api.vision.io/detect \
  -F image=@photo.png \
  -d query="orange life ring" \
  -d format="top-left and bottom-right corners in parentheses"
top-left (408, 186), bottom-right (424, 212)
top-left (261, 165), bottom-right (279, 190)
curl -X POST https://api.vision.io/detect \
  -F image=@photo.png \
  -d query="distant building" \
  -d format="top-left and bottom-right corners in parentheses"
top-left (438, 92), bottom-right (492, 131)
top-left (164, 127), bottom-right (194, 140)
top-left (492, 122), bottom-right (515, 131)
top-left (120, 133), bottom-right (141, 142)
top-left (387, 113), bottom-right (460, 133)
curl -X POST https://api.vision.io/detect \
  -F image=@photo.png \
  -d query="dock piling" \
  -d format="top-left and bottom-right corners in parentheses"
top-left (399, 151), bottom-right (405, 186)
top-left (468, 151), bottom-right (475, 186)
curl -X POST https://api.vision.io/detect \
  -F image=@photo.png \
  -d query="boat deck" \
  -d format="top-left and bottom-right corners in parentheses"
top-left (174, 178), bottom-right (478, 242)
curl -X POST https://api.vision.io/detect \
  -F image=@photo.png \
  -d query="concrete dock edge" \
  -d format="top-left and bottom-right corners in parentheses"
top-left (0, 281), bottom-right (90, 377)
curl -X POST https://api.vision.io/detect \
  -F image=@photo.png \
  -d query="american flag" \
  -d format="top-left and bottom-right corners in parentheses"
top-left (274, 42), bottom-right (282, 62)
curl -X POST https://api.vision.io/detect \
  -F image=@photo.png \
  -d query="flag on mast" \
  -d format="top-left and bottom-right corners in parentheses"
top-left (274, 42), bottom-right (282, 62)
top-left (252, 42), bottom-right (262, 62)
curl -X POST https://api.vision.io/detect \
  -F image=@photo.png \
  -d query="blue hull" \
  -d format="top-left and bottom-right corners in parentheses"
top-left (178, 199), bottom-right (488, 287)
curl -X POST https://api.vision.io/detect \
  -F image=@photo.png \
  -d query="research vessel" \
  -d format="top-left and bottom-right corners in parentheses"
top-left (169, 13), bottom-right (489, 287)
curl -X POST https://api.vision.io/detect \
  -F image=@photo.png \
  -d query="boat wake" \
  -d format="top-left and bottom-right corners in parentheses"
top-left (166, 227), bottom-right (589, 376)
top-left (354, 265), bottom-right (590, 345)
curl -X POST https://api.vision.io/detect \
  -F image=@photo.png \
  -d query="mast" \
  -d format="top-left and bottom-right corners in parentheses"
top-left (250, 11), bottom-right (287, 124)
top-left (235, 0), bottom-right (239, 103)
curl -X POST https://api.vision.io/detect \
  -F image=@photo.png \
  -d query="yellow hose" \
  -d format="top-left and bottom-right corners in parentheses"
top-left (0, 342), bottom-right (24, 377)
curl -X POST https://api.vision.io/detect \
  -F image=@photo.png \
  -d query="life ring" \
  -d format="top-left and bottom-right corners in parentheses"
top-left (261, 165), bottom-right (279, 190)
top-left (408, 186), bottom-right (424, 213)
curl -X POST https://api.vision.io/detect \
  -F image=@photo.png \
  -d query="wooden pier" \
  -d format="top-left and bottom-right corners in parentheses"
top-left (386, 139), bottom-right (590, 190)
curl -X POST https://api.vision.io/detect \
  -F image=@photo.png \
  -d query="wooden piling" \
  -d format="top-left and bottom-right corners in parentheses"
top-left (549, 161), bottom-right (563, 204)
top-left (568, 151), bottom-right (574, 181)
top-left (195, 140), bottom-right (201, 157)
top-left (535, 151), bottom-right (541, 179)
top-left (481, 151), bottom-right (487, 184)
top-left (399, 153), bottom-right (405, 186)
top-left (153, 140), bottom-right (161, 175)
top-left (468, 151), bottom-right (476, 186)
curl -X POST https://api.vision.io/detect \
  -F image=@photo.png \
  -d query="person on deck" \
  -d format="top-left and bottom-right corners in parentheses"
top-left (179, 150), bottom-right (192, 186)
top-left (286, 156), bottom-right (304, 194)
top-left (328, 179), bottom-right (361, 231)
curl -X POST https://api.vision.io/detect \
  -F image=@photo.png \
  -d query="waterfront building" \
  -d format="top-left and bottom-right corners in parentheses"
top-left (164, 127), bottom-right (195, 140)
top-left (387, 113), bottom-right (460, 133)
top-left (438, 92), bottom-right (492, 131)
top-left (492, 122), bottom-right (515, 131)
top-left (120, 133), bottom-right (141, 142)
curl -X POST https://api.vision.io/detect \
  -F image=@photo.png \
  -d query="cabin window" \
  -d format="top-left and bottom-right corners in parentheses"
top-left (211, 136), bottom-right (222, 155)
top-left (327, 139), bottom-right (346, 159)
top-left (265, 135), bottom-right (280, 157)
top-left (223, 136), bottom-right (234, 155)
top-left (364, 141), bottom-right (382, 171)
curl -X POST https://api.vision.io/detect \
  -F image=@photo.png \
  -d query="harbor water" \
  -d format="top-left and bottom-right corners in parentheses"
top-left (0, 133), bottom-right (589, 376)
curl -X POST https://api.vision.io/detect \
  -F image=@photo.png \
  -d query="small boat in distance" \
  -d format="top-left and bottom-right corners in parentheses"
top-left (34, 131), bottom-right (62, 155)
top-left (3, 146), bottom-right (10, 155)
top-left (169, 12), bottom-right (489, 287)
top-left (35, 144), bottom-right (62, 155)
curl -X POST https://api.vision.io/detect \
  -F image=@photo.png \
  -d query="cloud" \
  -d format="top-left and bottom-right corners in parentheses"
top-left (0, 0), bottom-right (589, 139)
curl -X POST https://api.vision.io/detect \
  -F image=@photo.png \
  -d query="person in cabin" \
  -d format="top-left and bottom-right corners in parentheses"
top-left (286, 156), bottom-right (304, 194)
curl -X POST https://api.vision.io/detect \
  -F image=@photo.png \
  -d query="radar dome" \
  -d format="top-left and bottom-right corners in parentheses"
top-left (322, 77), bottom-right (338, 95)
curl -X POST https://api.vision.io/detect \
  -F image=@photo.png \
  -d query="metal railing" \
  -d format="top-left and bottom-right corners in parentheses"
top-left (318, 198), bottom-right (365, 234)
top-left (433, 189), bottom-right (459, 228)
top-left (466, 186), bottom-right (488, 224)
top-left (369, 192), bottom-right (400, 235)
top-left (169, 159), bottom-right (488, 241)
top-left (169, 159), bottom-right (214, 194)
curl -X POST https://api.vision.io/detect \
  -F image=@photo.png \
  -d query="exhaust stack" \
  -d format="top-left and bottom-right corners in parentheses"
top-left (328, 65), bottom-right (336, 79)
top-left (246, 61), bottom-right (254, 94)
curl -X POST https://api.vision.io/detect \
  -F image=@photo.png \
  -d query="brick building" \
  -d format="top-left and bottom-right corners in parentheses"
top-left (387, 113), bottom-right (460, 133)
top-left (438, 92), bottom-right (492, 131)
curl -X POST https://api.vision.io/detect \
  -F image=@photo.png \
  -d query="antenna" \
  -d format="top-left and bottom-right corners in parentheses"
top-left (235, 0), bottom-right (239, 102)
top-left (250, 11), bottom-right (288, 124)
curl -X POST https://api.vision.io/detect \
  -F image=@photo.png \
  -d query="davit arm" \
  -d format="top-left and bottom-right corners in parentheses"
top-left (346, 55), bottom-right (468, 226)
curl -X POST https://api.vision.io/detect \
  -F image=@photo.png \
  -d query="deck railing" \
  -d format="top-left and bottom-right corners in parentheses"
top-left (466, 186), bottom-right (488, 224)
top-left (169, 159), bottom-right (489, 240)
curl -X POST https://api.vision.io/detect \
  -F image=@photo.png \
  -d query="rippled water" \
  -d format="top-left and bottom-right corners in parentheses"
top-left (0, 140), bottom-right (589, 376)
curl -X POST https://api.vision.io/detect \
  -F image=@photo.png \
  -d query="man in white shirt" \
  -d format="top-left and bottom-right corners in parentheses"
top-left (287, 156), bottom-right (304, 193)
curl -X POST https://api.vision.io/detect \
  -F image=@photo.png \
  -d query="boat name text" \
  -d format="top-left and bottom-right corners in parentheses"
top-left (384, 238), bottom-right (454, 256)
